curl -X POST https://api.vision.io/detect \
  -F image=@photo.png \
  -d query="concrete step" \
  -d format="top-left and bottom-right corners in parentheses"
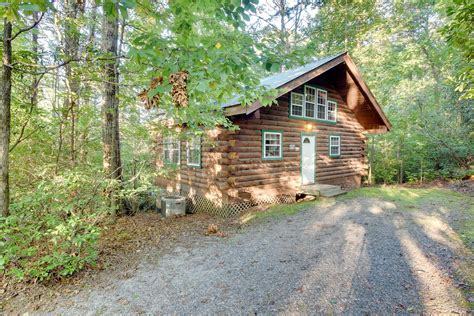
top-left (321, 190), bottom-right (347, 197)
top-left (319, 188), bottom-right (347, 197)
top-left (300, 183), bottom-right (345, 197)
top-left (319, 186), bottom-right (341, 193)
top-left (319, 188), bottom-right (342, 194)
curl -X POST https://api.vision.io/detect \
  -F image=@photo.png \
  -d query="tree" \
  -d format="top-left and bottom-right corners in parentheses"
top-left (0, 19), bottom-right (13, 216)
top-left (0, 2), bottom-right (50, 216)
top-left (101, 0), bottom-right (123, 214)
top-left (62, 0), bottom-right (86, 165)
top-left (441, 0), bottom-right (474, 100)
top-left (249, 0), bottom-right (315, 69)
top-left (129, 0), bottom-right (275, 135)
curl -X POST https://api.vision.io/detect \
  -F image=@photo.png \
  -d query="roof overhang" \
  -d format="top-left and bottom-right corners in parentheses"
top-left (224, 52), bottom-right (391, 131)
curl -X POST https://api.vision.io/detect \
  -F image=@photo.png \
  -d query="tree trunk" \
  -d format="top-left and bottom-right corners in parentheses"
top-left (420, 160), bottom-right (423, 184)
top-left (0, 19), bottom-right (12, 216)
top-left (64, 0), bottom-right (85, 166)
top-left (102, 3), bottom-right (123, 215)
top-left (31, 12), bottom-right (39, 107)
top-left (397, 144), bottom-right (403, 184)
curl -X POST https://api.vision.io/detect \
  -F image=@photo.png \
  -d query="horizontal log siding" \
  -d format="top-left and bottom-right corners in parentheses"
top-left (155, 129), bottom-right (230, 202)
top-left (227, 81), bottom-right (367, 197)
top-left (156, 80), bottom-right (368, 205)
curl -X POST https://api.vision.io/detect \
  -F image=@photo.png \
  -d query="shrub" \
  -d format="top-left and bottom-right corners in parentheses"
top-left (0, 170), bottom-right (111, 281)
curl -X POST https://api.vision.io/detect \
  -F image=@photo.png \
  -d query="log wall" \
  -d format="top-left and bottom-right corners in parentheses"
top-left (156, 77), bottom-right (368, 206)
top-left (225, 77), bottom-right (367, 201)
top-left (155, 128), bottom-right (230, 206)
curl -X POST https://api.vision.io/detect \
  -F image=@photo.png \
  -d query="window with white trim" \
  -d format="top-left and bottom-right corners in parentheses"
top-left (163, 136), bottom-right (180, 165)
top-left (186, 136), bottom-right (201, 167)
top-left (317, 89), bottom-right (327, 120)
top-left (305, 86), bottom-right (316, 118)
top-left (327, 101), bottom-right (337, 122)
top-left (262, 131), bottom-right (282, 159)
top-left (290, 93), bottom-right (304, 116)
top-left (329, 135), bottom-right (340, 157)
top-left (290, 85), bottom-right (337, 122)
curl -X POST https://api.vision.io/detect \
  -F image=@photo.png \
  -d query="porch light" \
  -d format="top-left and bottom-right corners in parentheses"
top-left (305, 123), bottom-right (313, 131)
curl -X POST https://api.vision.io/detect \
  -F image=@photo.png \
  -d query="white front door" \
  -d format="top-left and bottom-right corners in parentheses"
top-left (301, 135), bottom-right (316, 185)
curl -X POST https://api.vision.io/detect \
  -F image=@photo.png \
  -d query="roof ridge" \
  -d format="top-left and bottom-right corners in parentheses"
top-left (265, 51), bottom-right (347, 78)
top-left (222, 52), bottom-right (347, 108)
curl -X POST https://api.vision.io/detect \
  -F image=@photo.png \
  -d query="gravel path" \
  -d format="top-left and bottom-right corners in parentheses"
top-left (38, 197), bottom-right (470, 314)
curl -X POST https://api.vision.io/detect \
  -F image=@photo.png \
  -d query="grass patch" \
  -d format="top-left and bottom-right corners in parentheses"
top-left (339, 186), bottom-right (467, 211)
top-left (339, 186), bottom-right (474, 251)
top-left (239, 199), bottom-right (326, 225)
top-left (459, 219), bottom-right (474, 250)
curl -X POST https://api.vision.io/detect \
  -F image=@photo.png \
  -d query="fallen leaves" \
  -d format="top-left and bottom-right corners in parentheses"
top-left (207, 224), bottom-right (218, 234)
top-left (3, 211), bottom-right (235, 314)
top-left (204, 224), bottom-right (227, 237)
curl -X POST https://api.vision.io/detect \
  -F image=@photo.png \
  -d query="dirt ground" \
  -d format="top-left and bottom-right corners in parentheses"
top-left (2, 182), bottom-right (473, 315)
top-left (1, 212), bottom-right (238, 314)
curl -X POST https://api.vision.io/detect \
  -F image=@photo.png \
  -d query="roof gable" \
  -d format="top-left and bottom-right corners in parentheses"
top-left (224, 52), bottom-right (391, 132)
top-left (221, 52), bottom-right (345, 108)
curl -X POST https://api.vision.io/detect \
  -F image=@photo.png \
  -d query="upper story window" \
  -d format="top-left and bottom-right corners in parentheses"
top-left (186, 136), bottom-right (201, 167)
top-left (317, 89), bottom-right (327, 120)
top-left (163, 136), bottom-right (180, 165)
top-left (290, 93), bottom-right (304, 116)
top-left (329, 135), bottom-right (341, 157)
top-left (262, 130), bottom-right (283, 160)
top-left (327, 100), bottom-right (337, 122)
top-left (305, 86), bottom-right (316, 118)
top-left (290, 85), bottom-right (337, 123)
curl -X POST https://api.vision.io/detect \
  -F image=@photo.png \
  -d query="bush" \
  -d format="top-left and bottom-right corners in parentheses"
top-left (0, 170), bottom-right (111, 281)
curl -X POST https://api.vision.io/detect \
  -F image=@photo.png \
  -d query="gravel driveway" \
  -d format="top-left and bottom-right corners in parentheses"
top-left (39, 197), bottom-right (470, 314)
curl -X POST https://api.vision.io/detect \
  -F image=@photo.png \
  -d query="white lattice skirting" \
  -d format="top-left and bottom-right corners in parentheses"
top-left (181, 190), bottom-right (296, 217)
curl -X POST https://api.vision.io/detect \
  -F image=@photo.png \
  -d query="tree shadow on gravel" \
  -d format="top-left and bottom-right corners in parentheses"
top-left (281, 198), bottom-right (468, 314)
top-left (280, 200), bottom-right (424, 314)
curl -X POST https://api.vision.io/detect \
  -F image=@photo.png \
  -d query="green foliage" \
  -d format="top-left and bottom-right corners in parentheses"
top-left (441, 0), bottom-right (474, 100)
top-left (0, 170), bottom-right (110, 281)
top-left (1, 161), bottom-right (159, 281)
top-left (0, 0), bottom-right (53, 20)
top-left (128, 0), bottom-right (276, 134)
top-left (317, 0), bottom-right (474, 184)
top-left (2, 0), bottom-right (473, 285)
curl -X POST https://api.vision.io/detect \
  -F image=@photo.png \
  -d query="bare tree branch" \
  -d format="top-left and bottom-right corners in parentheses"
top-left (10, 12), bottom-right (45, 41)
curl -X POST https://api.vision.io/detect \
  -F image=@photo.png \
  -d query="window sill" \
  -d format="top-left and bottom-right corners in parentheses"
top-left (164, 162), bottom-right (180, 166)
top-left (187, 163), bottom-right (201, 168)
top-left (329, 155), bottom-right (341, 159)
top-left (289, 115), bottom-right (337, 124)
top-left (262, 157), bottom-right (283, 161)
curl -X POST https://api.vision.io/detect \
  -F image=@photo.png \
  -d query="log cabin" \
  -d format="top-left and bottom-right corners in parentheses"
top-left (156, 52), bottom-right (391, 216)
